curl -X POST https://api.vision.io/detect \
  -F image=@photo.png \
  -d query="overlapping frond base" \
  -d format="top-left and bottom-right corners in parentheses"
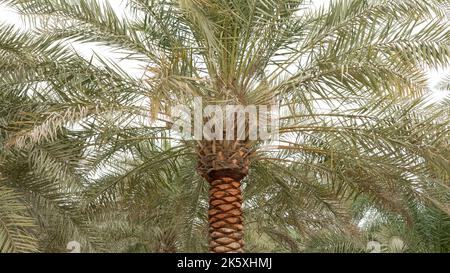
top-left (208, 177), bottom-right (244, 253)
top-left (197, 140), bottom-right (251, 182)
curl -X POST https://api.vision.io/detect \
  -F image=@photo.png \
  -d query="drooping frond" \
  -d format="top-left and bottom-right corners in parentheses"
top-left (0, 185), bottom-right (38, 253)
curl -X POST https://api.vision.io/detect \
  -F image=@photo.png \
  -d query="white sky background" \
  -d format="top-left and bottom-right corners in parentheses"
top-left (0, 0), bottom-right (449, 101)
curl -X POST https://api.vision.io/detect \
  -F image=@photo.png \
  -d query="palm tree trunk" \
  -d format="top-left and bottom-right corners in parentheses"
top-left (208, 176), bottom-right (244, 253)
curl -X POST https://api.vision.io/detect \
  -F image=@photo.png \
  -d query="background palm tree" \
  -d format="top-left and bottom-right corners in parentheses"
top-left (0, 25), bottom-right (102, 252)
top-left (1, 0), bottom-right (450, 253)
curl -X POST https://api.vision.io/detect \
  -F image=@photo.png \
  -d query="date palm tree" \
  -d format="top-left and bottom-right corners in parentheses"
top-left (2, 0), bottom-right (450, 253)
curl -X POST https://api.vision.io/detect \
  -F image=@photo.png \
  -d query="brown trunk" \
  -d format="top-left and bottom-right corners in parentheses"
top-left (208, 176), bottom-right (244, 253)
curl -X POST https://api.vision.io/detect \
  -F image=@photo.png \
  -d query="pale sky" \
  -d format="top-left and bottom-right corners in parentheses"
top-left (0, 0), bottom-right (449, 102)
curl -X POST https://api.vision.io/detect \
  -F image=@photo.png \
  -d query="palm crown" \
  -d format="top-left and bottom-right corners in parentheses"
top-left (1, 0), bottom-right (450, 253)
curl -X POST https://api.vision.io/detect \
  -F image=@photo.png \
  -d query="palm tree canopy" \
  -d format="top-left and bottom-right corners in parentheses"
top-left (0, 0), bottom-right (449, 252)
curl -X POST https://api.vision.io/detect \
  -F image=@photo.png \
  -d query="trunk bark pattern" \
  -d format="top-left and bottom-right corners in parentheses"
top-left (208, 176), bottom-right (244, 253)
